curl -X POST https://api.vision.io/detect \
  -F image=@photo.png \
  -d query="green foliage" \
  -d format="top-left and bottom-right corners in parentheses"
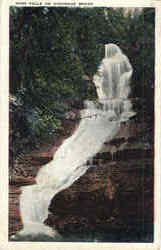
top-left (9, 7), bottom-right (154, 159)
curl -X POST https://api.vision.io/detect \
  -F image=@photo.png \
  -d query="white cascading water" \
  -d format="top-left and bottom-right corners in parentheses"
top-left (14, 44), bottom-right (135, 239)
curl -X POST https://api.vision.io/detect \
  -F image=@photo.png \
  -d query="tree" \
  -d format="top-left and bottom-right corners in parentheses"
top-left (9, 7), bottom-right (154, 160)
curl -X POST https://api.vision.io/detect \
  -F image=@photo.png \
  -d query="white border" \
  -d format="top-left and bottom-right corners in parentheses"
top-left (0, 1), bottom-right (160, 249)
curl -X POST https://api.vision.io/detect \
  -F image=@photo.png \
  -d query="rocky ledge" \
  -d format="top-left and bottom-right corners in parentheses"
top-left (45, 120), bottom-right (154, 242)
top-left (9, 119), bottom-right (154, 242)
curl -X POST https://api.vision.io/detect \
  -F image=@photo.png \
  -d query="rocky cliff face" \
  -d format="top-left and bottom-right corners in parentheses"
top-left (45, 120), bottom-right (154, 242)
top-left (9, 117), bottom-right (154, 242)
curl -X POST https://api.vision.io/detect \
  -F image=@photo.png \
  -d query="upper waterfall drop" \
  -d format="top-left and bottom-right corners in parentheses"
top-left (93, 43), bottom-right (135, 121)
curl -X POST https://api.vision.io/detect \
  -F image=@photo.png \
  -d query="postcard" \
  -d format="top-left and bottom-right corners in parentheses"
top-left (0, 0), bottom-right (160, 249)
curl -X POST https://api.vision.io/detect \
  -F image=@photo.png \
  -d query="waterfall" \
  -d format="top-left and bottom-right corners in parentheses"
top-left (93, 43), bottom-right (135, 121)
top-left (13, 44), bottom-right (135, 239)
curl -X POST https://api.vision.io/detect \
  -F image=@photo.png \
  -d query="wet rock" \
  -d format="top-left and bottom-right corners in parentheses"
top-left (9, 119), bottom-right (154, 242)
top-left (45, 121), bottom-right (154, 242)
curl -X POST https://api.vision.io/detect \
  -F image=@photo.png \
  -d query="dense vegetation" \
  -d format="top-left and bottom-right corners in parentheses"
top-left (9, 7), bottom-right (154, 164)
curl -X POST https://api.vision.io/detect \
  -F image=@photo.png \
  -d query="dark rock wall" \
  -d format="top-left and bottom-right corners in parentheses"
top-left (9, 118), bottom-right (154, 242)
top-left (46, 120), bottom-right (154, 242)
